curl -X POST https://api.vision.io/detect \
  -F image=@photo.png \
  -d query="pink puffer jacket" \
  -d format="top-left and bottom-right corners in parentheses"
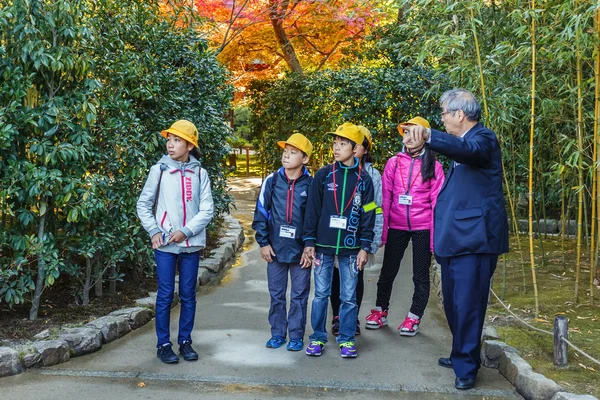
top-left (381, 151), bottom-right (445, 252)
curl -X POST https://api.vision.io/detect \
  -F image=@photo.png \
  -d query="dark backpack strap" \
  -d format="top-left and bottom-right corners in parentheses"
top-left (153, 164), bottom-right (167, 212)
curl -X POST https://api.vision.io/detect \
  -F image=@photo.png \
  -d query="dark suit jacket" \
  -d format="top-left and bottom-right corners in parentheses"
top-left (428, 123), bottom-right (509, 257)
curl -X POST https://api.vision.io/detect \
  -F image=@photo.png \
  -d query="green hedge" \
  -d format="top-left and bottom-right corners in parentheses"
top-left (0, 0), bottom-right (232, 317)
top-left (248, 66), bottom-right (445, 173)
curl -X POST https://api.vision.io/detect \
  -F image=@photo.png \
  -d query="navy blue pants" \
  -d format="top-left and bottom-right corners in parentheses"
top-left (267, 261), bottom-right (311, 340)
top-left (155, 250), bottom-right (200, 347)
top-left (437, 254), bottom-right (497, 379)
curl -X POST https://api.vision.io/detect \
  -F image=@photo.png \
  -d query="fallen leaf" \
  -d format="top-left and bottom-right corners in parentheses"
top-left (137, 382), bottom-right (146, 388)
top-left (577, 316), bottom-right (592, 320)
top-left (555, 312), bottom-right (566, 315)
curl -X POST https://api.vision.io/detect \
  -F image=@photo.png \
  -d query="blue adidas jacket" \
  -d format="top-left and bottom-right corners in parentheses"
top-left (252, 167), bottom-right (313, 264)
top-left (302, 158), bottom-right (376, 256)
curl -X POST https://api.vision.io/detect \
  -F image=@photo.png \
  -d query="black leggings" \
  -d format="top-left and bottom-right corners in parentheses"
top-left (330, 267), bottom-right (364, 318)
top-left (376, 229), bottom-right (431, 318)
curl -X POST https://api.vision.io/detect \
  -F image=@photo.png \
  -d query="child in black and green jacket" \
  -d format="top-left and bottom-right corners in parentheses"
top-left (302, 122), bottom-right (376, 359)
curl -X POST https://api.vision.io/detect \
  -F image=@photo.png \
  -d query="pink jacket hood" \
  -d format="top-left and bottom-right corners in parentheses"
top-left (381, 151), bottom-right (445, 252)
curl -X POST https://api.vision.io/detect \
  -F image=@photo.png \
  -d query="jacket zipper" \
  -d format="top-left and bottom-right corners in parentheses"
top-left (406, 158), bottom-right (415, 231)
top-left (336, 165), bottom-right (348, 255)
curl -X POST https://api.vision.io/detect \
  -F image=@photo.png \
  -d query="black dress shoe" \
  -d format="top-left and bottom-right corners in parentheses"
top-left (179, 341), bottom-right (199, 361)
top-left (455, 377), bottom-right (475, 390)
top-left (438, 357), bottom-right (453, 368)
top-left (157, 344), bottom-right (179, 364)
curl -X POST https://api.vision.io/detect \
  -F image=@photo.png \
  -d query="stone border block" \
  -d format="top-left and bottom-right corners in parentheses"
top-left (0, 347), bottom-right (23, 377)
top-left (552, 393), bottom-right (598, 400)
top-left (58, 327), bottom-right (103, 356)
top-left (108, 307), bottom-right (154, 330)
top-left (86, 315), bottom-right (131, 343)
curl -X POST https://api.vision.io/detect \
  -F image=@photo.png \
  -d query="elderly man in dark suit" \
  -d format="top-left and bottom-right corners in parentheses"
top-left (402, 89), bottom-right (509, 390)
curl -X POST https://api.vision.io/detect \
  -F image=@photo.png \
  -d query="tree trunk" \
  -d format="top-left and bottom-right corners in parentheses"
top-left (29, 197), bottom-right (48, 320)
top-left (94, 266), bottom-right (103, 298)
top-left (109, 262), bottom-right (117, 296)
top-left (83, 256), bottom-right (92, 306)
top-left (269, 0), bottom-right (303, 74)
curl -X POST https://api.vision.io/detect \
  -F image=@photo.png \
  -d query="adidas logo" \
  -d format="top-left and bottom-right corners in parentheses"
top-left (300, 191), bottom-right (307, 196)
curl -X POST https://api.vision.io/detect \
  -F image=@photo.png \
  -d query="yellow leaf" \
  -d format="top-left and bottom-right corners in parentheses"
top-left (137, 382), bottom-right (146, 388)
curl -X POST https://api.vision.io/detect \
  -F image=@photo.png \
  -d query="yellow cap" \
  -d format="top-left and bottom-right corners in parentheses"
top-left (161, 120), bottom-right (199, 148)
top-left (277, 133), bottom-right (313, 157)
top-left (397, 116), bottom-right (431, 136)
top-left (357, 125), bottom-right (372, 151)
top-left (329, 122), bottom-right (364, 146)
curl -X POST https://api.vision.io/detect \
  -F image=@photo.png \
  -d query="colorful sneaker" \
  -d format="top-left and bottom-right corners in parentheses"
top-left (266, 335), bottom-right (286, 348)
top-left (286, 338), bottom-right (303, 351)
top-left (305, 340), bottom-right (325, 356)
top-left (398, 315), bottom-right (420, 336)
top-left (365, 307), bottom-right (388, 329)
top-left (331, 316), bottom-right (340, 336)
top-left (355, 319), bottom-right (361, 335)
top-left (339, 342), bottom-right (358, 358)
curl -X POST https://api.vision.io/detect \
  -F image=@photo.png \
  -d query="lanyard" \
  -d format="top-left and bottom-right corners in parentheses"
top-left (398, 155), bottom-right (421, 194)
top-left (332, 162), bottom-right (362, 216)
top-left (285, 172), bottom-right (296, 224)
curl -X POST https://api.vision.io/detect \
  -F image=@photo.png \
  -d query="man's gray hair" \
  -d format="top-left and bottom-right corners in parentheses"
top-left (440, 89), bottom-right (481, 122)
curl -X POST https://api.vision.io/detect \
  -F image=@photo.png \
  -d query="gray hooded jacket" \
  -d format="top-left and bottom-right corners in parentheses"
top-left (137, 155), bottom-right (214, 254)
top-left (364, 162), bottom-right (383, 253)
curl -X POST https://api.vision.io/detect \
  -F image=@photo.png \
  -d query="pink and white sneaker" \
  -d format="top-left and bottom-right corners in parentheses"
top-left (398, 315), bottom-right (420, 336)
top-left (365, 307), bottom-right (388, 329)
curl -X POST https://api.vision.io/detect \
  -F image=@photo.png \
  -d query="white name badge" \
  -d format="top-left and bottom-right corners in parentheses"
top-left (329, 216), bottom-right (348, 230)
top-left (279, 225), bottom-right (297, 239)
top-left (398, 195), bottom-right (413, 205)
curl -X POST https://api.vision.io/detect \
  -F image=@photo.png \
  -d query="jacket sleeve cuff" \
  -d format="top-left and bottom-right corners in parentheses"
top-left (180, 227), bottom-right (193, 238)
top-left (360, 240), bottom-right (372, 251)
top-left (149, 228), bottom-right (162, 238)
top-left (303, 238), bottom-right (316, 247)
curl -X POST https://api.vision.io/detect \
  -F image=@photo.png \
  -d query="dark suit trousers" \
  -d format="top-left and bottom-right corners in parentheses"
top-left (438, 254), bottom-right (497, 379)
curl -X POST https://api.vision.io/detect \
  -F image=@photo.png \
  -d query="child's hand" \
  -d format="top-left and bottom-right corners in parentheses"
top-left (302, 247), bottom-right (315, 269)
top-left (300, 246), bottom-right (314, 269)
top-left (151, 233), bottom-right (163, 249)
top-left (260, 245), bottom-right (276, 263)
top-left (167, 230), bottom-right (187, 244)
top-left (356, 250), bottom-right (368, 270)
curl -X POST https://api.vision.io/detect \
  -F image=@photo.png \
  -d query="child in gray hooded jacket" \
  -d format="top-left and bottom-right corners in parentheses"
top-left (137, 120), bottom-right (214, 364)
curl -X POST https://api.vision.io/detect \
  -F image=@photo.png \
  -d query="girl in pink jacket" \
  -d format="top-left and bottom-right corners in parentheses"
top-left (365, 116), bottom-right (445, 336)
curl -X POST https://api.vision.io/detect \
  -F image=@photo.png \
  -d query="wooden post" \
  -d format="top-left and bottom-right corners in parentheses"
top-left (245, 147), bottom-right (250, 177)
top-left (554, 316), bottom-right (569, 366)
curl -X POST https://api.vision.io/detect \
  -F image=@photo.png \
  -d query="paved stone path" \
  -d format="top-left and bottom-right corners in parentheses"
top-left (2, 177), bottom-right (521, 399)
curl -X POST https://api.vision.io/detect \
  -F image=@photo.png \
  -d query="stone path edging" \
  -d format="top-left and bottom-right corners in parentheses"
top-left (0, 215), bottom-right (245, 378)
top-left (431, 262), bottom-right (598, 400)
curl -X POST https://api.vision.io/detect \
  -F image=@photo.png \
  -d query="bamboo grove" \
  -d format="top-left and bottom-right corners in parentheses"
top-left (380, 0), bottom-right (600, 310)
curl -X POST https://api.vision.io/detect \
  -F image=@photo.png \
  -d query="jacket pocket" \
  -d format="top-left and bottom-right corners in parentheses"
top-left (454, 207), bottom-right (483, 220)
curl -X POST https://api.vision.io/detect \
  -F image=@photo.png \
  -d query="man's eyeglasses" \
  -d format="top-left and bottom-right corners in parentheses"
top-left (440, 110), bottom-right (456, 118)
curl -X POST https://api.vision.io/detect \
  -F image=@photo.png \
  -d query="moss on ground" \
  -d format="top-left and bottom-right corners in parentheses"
top-left (489, 235), bottom-right (600, 397)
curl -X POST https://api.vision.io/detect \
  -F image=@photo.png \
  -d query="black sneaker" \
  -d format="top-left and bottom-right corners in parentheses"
top-left (356, 319), bottom-right (361, 336)
top-left (179, 341), bottom-right (199, 361)
top-left (157, 344), bottom-right (179, 364)
top-left (331, 316), bottom-right (340, 336)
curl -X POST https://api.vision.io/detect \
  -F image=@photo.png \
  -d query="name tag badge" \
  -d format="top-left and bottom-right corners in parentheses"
top-left (329, 216), bottom-right (348, 230)
top-left (279, 225), bottom-right (296, 239)
top-left (398, 195), bottom-right (413, 205)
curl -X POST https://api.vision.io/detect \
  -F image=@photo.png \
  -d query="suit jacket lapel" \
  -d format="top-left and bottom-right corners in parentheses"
top-left (440, 162), bottom-right (454, 193)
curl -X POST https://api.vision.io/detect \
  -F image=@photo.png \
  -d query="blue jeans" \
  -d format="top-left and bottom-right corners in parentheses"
top-left (267, 261), bottom-right (311, 339)
top-left (309, 253), bottom-right (359, 345)
top-left (155, 250), bottom-right (200, 347)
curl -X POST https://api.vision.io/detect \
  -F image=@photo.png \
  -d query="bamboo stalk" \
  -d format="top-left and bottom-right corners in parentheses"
top-left (591, 4), bottom-right (600, 305)
top-left (574, 9), bottom-right (584, 304)
top-left (528, 0), bottom-right (540, 316)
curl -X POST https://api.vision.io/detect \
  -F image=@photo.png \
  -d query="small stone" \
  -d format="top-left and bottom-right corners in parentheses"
top-left (34, 329), bottom-right (52, 341)
top-left (0, 347), bottom-right (24, 377)
top-left (58, 327), bottom-right (103, 356)
top-left (482, 326), bottom-right (500, 341)
top-left (135, 296), bottom-right (156, 309)
top-left (200, 258), bottom-right (221, 273)
top-left (198, 267), bottom-right (211, 286)
top-left (109, 307), bottom-right (154, 330)
top-left (551, 393), bottom-right (598, 400)
top-left (86, 315), bottom-right (130, 343)
top-left (33, 340), bottom-right (70, 367)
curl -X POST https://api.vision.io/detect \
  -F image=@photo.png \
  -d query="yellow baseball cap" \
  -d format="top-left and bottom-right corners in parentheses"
top-left (329, 122), bottom-right (364, 146)
top-left (161, 120), bottom-right (199, 148)
top-left (357, 125), bottom-right (372, 151)
top-left (397, 116), bottom-right (431, 136)
top-left (277, 133), bottom-right (313, 157)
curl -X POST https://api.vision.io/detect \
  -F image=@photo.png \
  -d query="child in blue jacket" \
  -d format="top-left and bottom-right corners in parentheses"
top-left (252, 133), bottom-right (314, 351)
